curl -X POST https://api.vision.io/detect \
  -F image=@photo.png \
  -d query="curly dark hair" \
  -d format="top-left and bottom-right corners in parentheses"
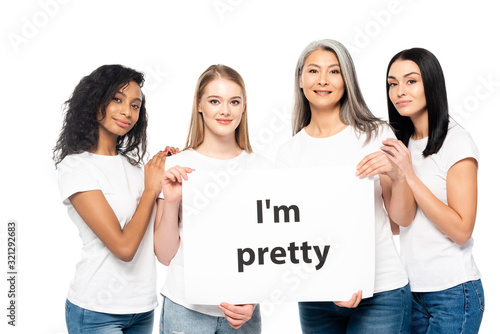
top-left (53, 64), bottom-right (148, 167)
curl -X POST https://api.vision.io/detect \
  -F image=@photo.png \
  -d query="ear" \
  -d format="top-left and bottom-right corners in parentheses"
top-left (299, 74), bottom-right (303, 89)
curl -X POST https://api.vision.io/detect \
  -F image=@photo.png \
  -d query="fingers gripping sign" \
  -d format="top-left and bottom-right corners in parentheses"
top-left (218, 303), bottom-right (256, 329)
top-left (161, 165), bottom-right (194, 203)
top-left (333, 290), bottom-right (362, 308)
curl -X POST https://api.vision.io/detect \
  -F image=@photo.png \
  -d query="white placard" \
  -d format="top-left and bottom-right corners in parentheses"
top-left (182, 167), bottom-right (374, 304)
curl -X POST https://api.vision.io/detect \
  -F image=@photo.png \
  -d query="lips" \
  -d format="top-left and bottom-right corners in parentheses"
top-left (113, 118), bottom-right (131, 127)
top-left (314, 90), bottom-right (332, 96)
top-left (216, 118), bottom-right (232, 125)
top-left (395, 100), bottom-right (412, 107)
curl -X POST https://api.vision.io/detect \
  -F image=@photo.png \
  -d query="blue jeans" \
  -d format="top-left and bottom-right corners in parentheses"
top-left (411, 279), bottom-right (484, 334)
top-left (160, 296), bottom-right (261, 334)
top-left (65, 299), bottom-right (154, 333)
top-left (299, 284), bottom-right (411, 333)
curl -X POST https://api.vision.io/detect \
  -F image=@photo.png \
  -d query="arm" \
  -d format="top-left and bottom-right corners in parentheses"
top-left (405, 158), bottom-right (477, 245)
top-left (154, 165), bottom-right (193, 266)
top-left (356, 139), bottom-right (416, 227)
top-left (69, 152), bottom-right (166, 262)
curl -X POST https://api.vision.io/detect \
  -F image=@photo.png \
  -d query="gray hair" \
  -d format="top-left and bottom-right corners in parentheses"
top-left (292, 39), bottom-right (383, 141)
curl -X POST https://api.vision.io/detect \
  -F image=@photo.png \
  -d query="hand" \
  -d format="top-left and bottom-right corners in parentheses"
top-left (144, 151), bottom-right (167, 195)
top-left (218, 303), bottom-right (255, 329)
top-left (356, 138), bottom-right (410, 181)
top-left (380, 138), bottom-right (414, 178)
top-left (161, 146), bottom-right (180, 156)
top-left (333, 290), bottom-right (362, 308)
top-left (161, 165), bottom-right (194, 203)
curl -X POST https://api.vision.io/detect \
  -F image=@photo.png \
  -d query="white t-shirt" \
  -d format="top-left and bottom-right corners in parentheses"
top-left (276, 124), bottom-right (408, 294)
top-left (58, 152), bottom-right (157, 314)
top-left (400, 121), bottom-right (481, 292)
top-left (159, 149), bottom-right (271, 317)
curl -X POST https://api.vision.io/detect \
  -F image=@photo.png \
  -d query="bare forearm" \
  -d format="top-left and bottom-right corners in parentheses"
top-left (117, 189), bottom-right (158, 261)
top-left (154, 200), bottom-right (181, 265)
top-left (406, 173), bottom-right (475, 245)
top-left (384, 176), bottom-right (416, 227)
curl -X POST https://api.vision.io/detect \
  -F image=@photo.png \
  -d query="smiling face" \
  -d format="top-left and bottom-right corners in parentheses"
top-left (300, 49), bottom-right (345, 112)
top-left (97, 81), bottom-right (142, 139)
top-left (198, 77), bottom-right (245, 141)
top-left (387, 59), bottom-right (428, 121)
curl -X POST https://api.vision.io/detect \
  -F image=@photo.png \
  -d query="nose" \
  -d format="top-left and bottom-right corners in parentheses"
top-left (318, 71), bottom-right (328, 86)
top-left (120, 105), bottom-right (132, 117)
top-left (220, 103), bottom-right (230, 116)
top-left (397, 84), bottom-right (407, 97)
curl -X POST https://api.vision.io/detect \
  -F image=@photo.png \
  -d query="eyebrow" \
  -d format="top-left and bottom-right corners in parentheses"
top-left (116, 90), bottom-right (143, 103)
top-left (387, 72), bottom-right (421, 80)
top-left (206, 95), bottom-right (242, 99)
top-left (306, 63), bottom-right (340, 68)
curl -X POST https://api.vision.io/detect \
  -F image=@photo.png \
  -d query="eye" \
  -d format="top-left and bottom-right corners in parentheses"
top-left (230, 100), bottom-right (240, 105)
top-left (407, 79), bottom-right (417, 85)
top-left (131, 103), bottom-right (141, 110)
top-left (209, 99), bottom-right (220, 105)
top-left (388, 82), bottom-right (397, 88)
top-left (308, 69), bottom-right (318, 73)
top-left (330, 69), bottom-right (340, 74)
top-left (112, 97), bottom-right (122, 103)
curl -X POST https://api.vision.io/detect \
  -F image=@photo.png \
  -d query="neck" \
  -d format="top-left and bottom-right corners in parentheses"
top-left (195, 133), bottom-right (243, 159)
top-left (92, 127), bottom-right (118, 156)
top-left (305, 106), bottom-right (346, 138)
top-left (410, 112), bottom-right (429, 140)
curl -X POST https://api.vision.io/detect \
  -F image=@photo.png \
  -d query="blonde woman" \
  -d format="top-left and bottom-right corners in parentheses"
top-left (154, 65), bottom-right (266, 334)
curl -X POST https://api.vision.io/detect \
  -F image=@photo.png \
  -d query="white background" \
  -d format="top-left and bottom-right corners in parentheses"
top-left (1, 0), bottom-right (499, 333)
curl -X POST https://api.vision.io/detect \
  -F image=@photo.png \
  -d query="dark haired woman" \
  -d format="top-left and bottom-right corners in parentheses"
top-left (386, 48), bottom-right (484, 333)
top-left (53, 64), bottom-right (166, 333)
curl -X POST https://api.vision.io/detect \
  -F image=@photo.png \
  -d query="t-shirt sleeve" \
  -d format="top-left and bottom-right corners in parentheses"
top-left (58, 155), bottom-right (101, 205)
top-left (442, 127), bottom-right (479, 171)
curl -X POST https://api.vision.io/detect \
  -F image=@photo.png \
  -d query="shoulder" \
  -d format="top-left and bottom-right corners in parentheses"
top-left (242, 152), bottom-right (273, 169)
top-left (164, 150), bottom-right (194, 169)
top-left (58, 152), bottom-right (92, 171)
top-left (277, 130), bottom-right (307, 154)
top-left (445, 122), bottom-right (476, 146)
top-left (371, 122), bottom-right (395, 142)
top-left (440, 121), bottom-right (479, 167)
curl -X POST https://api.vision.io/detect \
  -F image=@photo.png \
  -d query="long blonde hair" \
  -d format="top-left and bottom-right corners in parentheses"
top-left (185, 64), bottom-right (252, 152)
